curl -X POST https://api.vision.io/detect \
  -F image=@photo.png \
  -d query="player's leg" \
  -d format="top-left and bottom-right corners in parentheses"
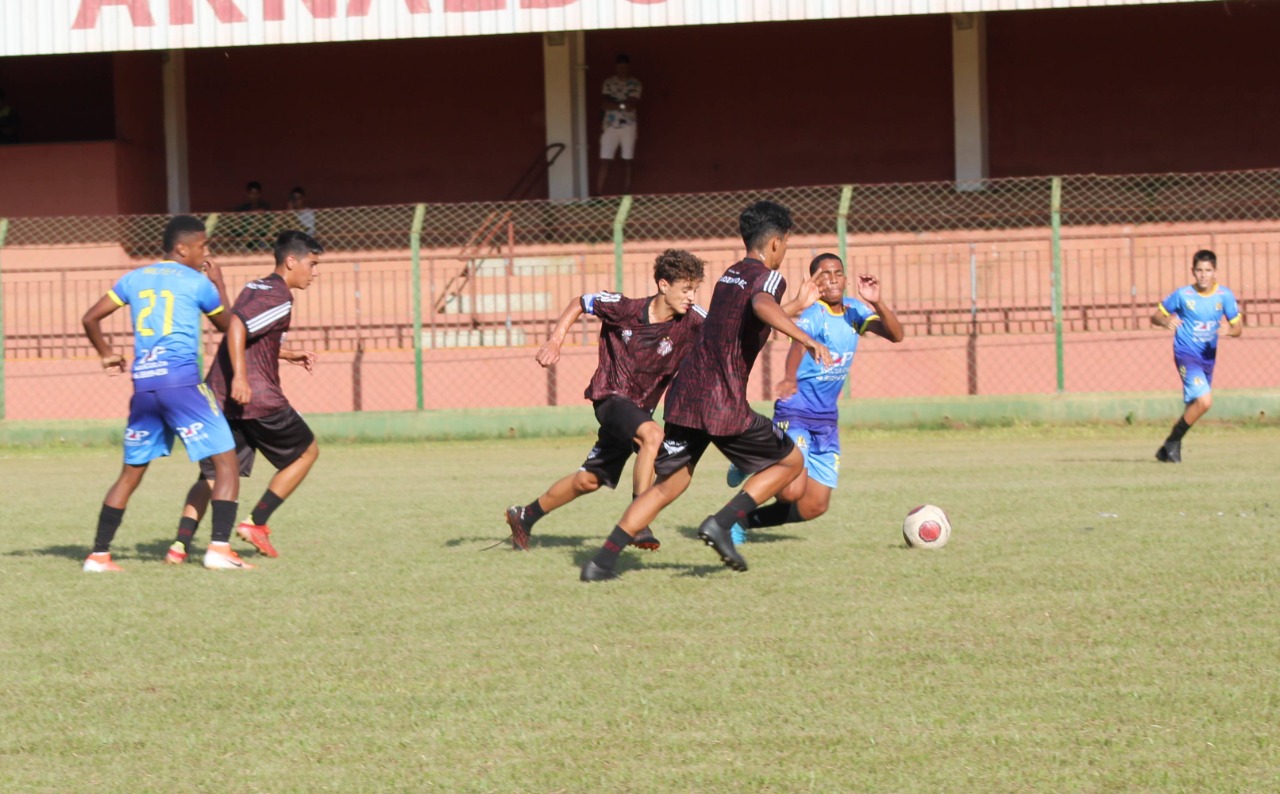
top-left (740, 425), bottom-right (839, 540)
top-left (619, 126), bottom-right (636, 193)
top-left (699, 415), bottom-right (802, 571)
top-left (236, 408), bottom-right (318, 558)
top-left (167, 421), bottom-right (252, 563)
top-left (161, 385), bottom-right (248, 569)
top-left (580, 423), bottom-right (707, 581)
top-left (1158, 358), bottom-right (1211, 463)
top-left (628, 419), bottom-right (665, 550)
top-left (596, 128), bottom-right (620, 194)
top-left (85, 391), bottom-right (170, 572)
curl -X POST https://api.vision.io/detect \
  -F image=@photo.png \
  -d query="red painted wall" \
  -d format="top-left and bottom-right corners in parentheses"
top-left (182, 35), bottom-right (548, 212)
top-left (0, 141), bottom-right (120, 217)
top-left (112, 52), bottom-right (167, 214)
top-left (987, 1), bottom-right (1280, 176)
top-left (0, 52), bottom-right (115, 144)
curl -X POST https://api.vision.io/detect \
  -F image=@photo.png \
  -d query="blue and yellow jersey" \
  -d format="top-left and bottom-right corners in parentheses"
top-left (774, 297), bottom-right (878, 424)
top-left (1158, 284), bottom-right (1240, 360)
top-left (108, 262), bottom-right (224, 389)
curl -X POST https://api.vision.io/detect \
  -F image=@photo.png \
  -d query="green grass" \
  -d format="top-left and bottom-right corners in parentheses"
top-left (2, 424), bottom-right (1279, 792)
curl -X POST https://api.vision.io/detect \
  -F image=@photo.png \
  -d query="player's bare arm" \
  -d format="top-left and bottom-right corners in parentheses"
top-left (202, 258), bottom-right (232, 314)
top-left (782, 272), bottom-right (823, 318)
top-left (857, 274), bottom-right (905, 342)
top-left (227, 314), bottom-right (252, 405)
top-left (775, 339), bottom-right (806, 400)
top-left (1226, 315), bottom-right (1243, 337)
top-left (1150, 308), bottom-right (1180, 330)
top-left (751, 291), bottom-right (832, 367)
top-left (281, 349), bottom-right (318, 372)
top-left (536, 297), bottom-right (587, 367)
top-left (82, 294), bottom-right (127, 374)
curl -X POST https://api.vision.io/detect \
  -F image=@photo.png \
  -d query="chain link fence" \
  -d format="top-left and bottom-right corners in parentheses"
top-left (2, 168), bottom-right (1279, 422)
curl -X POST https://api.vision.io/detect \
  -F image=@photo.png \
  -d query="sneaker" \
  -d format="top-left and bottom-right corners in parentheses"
top-left (164, 542), bottom-right (188, 565)
top-left (83, 552), bottom-right (123, 573)
top-left (730, 522), bottom-right (747, 546)
top-left (726, 463), bottom-right (746, 489)
top-left (203, 543), bottom-right (254, 570)
top-left (505, 505), bottom-right (531, 551)
top-left (580, 560), bottom-right (619, 582)
top-left (631, 527), bottom-right (661, 551)
top-left (696, 516), bottom-right (748, 572)
top-left (1155, 440), bottom-right (1182, 463)
top-left (235, 521), bottom-right (278, 558)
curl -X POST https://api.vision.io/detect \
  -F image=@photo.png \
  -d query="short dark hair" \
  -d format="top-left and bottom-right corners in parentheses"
top-left (653, 249), bottom-right (705, 285)
top-left (246, 181), bottom-right (262, 192)
top-left (162, 215), bottom-right (206, 253)
top-left (290, 186), bottom-right (305, 196)
top-left (274, 229), bottom-right (323, 265)
top-left (1192, 249), bottom-right (1217, 268)
top-left (616, 53), bottom-right (630, 64)
top-left (739, 200), bottom-right (793, 252)
top-left (809, 253), bottom-right (843, 275)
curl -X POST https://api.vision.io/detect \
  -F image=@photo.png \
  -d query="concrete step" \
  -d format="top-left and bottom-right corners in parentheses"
top-left (472, 256), bottom-right (578, 277)
top-left (421, 328), bottom-right (529, 348)
top-left (438, 292), bottom-right (551, 313)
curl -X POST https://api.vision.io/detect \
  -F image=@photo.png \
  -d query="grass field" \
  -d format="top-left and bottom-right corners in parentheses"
top-left (3, 423), bottom-right (1279, 792)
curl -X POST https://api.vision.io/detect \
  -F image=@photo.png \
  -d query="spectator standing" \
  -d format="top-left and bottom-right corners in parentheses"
top-left (288, 187), bottom-right (317, 236)
top-left (596, 53), bottom-right (642, 195)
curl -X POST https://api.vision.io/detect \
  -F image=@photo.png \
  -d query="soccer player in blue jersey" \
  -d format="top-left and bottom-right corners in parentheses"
top-left (80, 215), bottom-right (250, 572)
top-left (728, 253), bottom-right (903, 542)
top-left (1151, 249), bottom-right (1242, 463)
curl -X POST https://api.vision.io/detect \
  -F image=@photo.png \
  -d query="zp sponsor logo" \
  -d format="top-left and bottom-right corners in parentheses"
top-left (178, 422), bottom-right (209, 444)
top-left (124, 428), bottom-right (151, 444)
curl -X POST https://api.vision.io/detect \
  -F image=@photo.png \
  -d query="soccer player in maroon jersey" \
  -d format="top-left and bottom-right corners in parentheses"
top-left (164, 230), bottom-right (323, 564)
top-left (581, 200), bottom-right (832, 581)
top-left (505, 249), bottom-right (707, 551)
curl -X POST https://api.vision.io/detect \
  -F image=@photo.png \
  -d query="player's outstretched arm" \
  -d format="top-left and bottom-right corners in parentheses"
top-left (857, 275), bottom-right (905, 343)
top-left (202, 260), bottom-right (232, 332)
top-left (775, 339), bottom-right (806, 400)
top-left (751, 292), bottom-right (831, 367)
top-left (281, 349), bottom-right (318, 372)
top-left (227, 315), bottom-right (252, 405)
top-left (82, 295), bottom-right (126, 374)
top-left (781, 273), bottom-right (822, 318)
top-left (536, 297), bottom-right (587, 367)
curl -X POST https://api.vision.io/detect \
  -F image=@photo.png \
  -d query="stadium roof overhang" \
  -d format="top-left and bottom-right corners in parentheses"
top-left (1, 0), bottom-right (1223, 58)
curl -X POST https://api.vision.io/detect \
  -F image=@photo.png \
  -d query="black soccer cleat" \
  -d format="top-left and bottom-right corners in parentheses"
top-left (580, 560), bottom-right (619, 582)
top-left (696, 516), bottom-right (748, 572)
top-left (1155, 440), bottom-right (1182, 463)
top-left (631, 527), bottom-right (661, 552)
top-left (505, 505), bottom-right (531, 550)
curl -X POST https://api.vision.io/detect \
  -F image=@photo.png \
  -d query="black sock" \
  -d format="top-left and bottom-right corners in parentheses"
top-left (591, 526), bottom-right (633, 570)
top-left (1167, 418), bottom-right (1192, 444)
top-left (93, 505), bottom-right (125, 553)
top-left (209, 500), bottom-right (238, 544)
top-left (713, 491), bottom-right (758, 529)
top-left (251, 490), bottom-right (285, 526)
top-left (523, 498), bottom-right (547, 528)
top-left (176, 516), bottom-right (198, 550)
top-left (748, 501), bottom-right (803, 529)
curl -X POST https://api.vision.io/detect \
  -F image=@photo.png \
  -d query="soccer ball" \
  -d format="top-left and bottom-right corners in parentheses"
top-left (902, 504), bottom-right (951, 549)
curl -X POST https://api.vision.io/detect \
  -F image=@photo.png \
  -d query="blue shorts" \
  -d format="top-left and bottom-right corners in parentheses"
top-left (775, 417), bottom-right (841, 489)
top-left (1175, 354), bottom-right (1215, 403)
top-left (123, 384), bottom-right (236, 466)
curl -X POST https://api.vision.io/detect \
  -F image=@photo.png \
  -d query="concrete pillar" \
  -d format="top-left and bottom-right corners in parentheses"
top-left (162, 50), bottom-right (191, 213)
top-left (952, 13), bottom-right (989, 191)
top-left (542, 31), bottom-right (589, 200)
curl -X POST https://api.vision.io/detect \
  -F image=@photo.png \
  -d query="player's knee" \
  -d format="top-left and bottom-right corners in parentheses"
top-left (303, 441), bottom-right (320, 462)
top-left (573, 471), bottom-right (602, 493)
top-left (635, 422), bottom-right (663, 451)
top-left (1197, 393), bottom-right (1213, 411)
top-left (799, 495), bottom-right (830, 521)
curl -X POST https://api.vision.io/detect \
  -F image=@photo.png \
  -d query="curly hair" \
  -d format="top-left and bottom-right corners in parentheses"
top-left (653, 249), bottom-right (706, 285)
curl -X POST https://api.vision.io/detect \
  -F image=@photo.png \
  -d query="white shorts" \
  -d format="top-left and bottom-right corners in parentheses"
top-left (600, 125), bottom-right (637, 160)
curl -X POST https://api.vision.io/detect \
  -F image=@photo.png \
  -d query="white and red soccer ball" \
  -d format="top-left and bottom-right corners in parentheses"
top-left (902, 504), bottom-right (951, 549)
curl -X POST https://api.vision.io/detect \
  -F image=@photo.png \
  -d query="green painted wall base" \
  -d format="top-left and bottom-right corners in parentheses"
top-left (1, 391), bottom-right (1275, 448)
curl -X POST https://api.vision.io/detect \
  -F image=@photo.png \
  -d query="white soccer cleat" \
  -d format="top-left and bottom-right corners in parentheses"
top-left (203, 542), bottom-right (254, 570)
top-left (83, 552), bottom-right (124, 573)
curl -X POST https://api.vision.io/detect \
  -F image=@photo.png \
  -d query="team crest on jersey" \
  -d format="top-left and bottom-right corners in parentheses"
top-left (1186, 299), bottom-right (1196, 310)
top-left (621, 329), bottom-right (633, 345)
top-left (246, 280), bottom-right (274, 291)
top-left (657, 337), bottom-right (673, 356)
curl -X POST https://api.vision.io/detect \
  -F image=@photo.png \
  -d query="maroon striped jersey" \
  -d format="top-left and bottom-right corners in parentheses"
top-left (581, 292), bottom-right (706, 413)
top-left (206, 273), bottom-right (294, 420)
top-left (662, 258), bottom-right (787, 435)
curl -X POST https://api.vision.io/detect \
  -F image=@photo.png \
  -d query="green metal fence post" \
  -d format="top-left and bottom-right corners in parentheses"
top-left (837, 185), bottom-right (853, 265)
top-left (1050, 177), bottom-right (1065, 393)
top-left (613, 195), bottom-right (633, 293)
top-left (0, 217), bottom-right (7, 420)
top-left (411, 203), bottom-right (426, 411)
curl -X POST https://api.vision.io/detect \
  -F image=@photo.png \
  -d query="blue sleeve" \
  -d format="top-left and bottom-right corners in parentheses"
top-left (1223, 290), bottom-right (1240, 322)
top-left (197, 275), bottom-right (223, 315)
top-left (108, 271), bottom-right (133, 306)
top-left (1159, 290), bottom-right (1181, 317)
top-left (844, 298), bottom-right (878, 334)
top-left (581, 291), bottom-right (623, 320)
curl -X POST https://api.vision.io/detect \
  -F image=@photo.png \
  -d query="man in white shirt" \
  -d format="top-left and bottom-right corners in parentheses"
top-left (596, 53), bottom-right (643, 195)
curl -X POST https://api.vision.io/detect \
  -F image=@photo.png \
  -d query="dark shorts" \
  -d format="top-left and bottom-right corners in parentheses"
top-left (198, 406), bottom-right (315, 479)
top-left (654, 411), bottom-right (796, 477)
top-left (580, 397), bottom-right (655, 490)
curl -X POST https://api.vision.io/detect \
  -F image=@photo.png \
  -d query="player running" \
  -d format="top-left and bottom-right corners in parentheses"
top-left (726, 253), bottom-right (904, 542)
top-left (164, 230), bottom-right (324, 563)
top-left (580, 200), bottom-right (830, 581)
top-left (1151, 249), bottom-right (1242, 463)
top-left (504, 249), bottom-right (706, 551)
top-left (81, 215), bottom-right (249, 572)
